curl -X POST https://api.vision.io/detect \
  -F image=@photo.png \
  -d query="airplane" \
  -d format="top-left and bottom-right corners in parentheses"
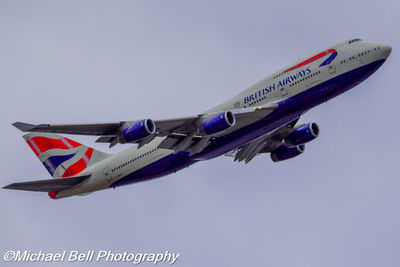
top-left (3, 38), bottom-right (391, 199)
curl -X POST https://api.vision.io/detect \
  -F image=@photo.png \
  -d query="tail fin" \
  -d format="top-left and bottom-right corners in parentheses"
top-left (23, 133), bottom-right (110, 178)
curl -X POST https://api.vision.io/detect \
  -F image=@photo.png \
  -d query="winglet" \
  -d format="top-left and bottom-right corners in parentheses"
top-left (12, 122), bottom-right (37, 132)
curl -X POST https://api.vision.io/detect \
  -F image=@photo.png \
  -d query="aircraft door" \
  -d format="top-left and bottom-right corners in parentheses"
top-left (328, 62), bottom-right (336, 74)
top-left (103, 167), bottom-right (116, 183)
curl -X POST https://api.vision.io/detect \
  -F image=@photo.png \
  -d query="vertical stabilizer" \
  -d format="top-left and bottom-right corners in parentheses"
top-left (23, 133), bottom-right (110, 178)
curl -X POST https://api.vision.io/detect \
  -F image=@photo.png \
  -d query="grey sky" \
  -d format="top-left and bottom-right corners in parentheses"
top-left (1, 0), bottom-right (399, 266)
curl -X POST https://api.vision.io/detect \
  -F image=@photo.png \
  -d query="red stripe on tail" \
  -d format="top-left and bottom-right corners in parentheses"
top-left (62, 148), bottom-right (94, 177)
top-left (27, 136), bottom-right (81, 156)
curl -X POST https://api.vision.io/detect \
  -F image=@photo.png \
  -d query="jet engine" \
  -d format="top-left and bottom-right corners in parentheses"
top-left (202, 111), bottom-right (236, 135)
top-left (285, 123), bottom-right (319, 147)
top-left (270, 144), bottom-right (305, 162)
top-left (122, 119), bottom-right (156, 143)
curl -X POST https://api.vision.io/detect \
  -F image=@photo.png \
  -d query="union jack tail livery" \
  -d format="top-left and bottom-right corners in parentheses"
top-left (23, 133), bottom-right (110, 178)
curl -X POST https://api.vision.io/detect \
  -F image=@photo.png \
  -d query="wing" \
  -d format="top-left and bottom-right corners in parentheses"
top-left (13, 103), bottom-right (278, 153)
top-left (3, 174), bottom-right (90, 192)
top-left (225, 117), bottom-right (300, 163)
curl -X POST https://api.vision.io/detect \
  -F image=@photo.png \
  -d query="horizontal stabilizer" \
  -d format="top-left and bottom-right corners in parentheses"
top-left (3, 174), bottom-right (90, 192)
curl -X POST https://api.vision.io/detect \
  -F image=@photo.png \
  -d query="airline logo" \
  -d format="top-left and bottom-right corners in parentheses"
top-left (24, 134), bottom-right (94, 178)
top-left (284, 49), bottom-right (338, 72)
top-left (243, 49), bottom-right (338, 104)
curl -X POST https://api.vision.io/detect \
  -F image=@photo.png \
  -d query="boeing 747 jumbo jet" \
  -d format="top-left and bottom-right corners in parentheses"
top-left (4, 38), bottom-right (391, 199)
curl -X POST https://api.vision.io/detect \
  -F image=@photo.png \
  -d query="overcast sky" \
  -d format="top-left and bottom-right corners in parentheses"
top-left (1, 1), bottom-right (399, 266)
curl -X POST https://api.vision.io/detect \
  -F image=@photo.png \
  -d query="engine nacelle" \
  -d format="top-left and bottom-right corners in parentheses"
top-left (202, 111), bottom-right (236, 135)
top-left (122, 119), bottom-right (155, 143)
top-left (285, 123), bottom-right (319, 147)
top-left (270, 144), bottom-right (305, 162)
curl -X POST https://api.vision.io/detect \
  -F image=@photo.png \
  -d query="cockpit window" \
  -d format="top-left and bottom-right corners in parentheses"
top-left (348, 38), bottom-right (362, 44)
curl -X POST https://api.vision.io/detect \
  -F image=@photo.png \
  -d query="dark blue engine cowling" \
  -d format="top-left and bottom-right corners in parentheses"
top-left (122, 119), bottom-right (155, 143)
top-left (270, 144), bottom-right (305, 162)
top-left (203, 111), bottom-right (235, 135)
top-left (285, 123), bottom-right (319, 147)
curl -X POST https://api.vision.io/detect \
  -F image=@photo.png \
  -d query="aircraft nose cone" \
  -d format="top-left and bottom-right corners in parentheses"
top-left (382, 44), bottom-right (392, 59)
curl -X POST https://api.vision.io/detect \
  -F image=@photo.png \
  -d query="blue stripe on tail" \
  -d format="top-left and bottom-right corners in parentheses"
top-left (42, 153), bottom-right (77, 176)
